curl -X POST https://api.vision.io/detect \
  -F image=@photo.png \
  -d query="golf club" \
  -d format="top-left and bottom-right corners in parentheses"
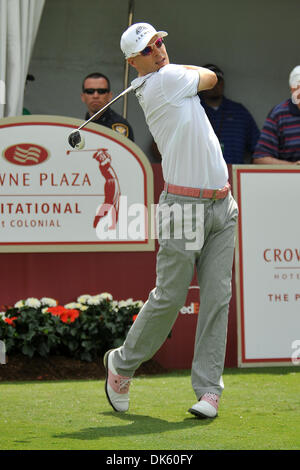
top-left (66, 148), bottom-right (103, 155)
top-left (68, 85), bottom-right (134, 149)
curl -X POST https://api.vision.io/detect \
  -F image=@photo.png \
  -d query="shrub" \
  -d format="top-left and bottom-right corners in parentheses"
top-left (0, 294), bottom-right (143, 362)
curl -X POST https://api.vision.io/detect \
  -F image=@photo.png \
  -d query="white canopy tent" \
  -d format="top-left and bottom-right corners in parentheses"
top-left (0, 0), bottom-right (45, 118)
top-left (0, 0), bottom-right (299, 158)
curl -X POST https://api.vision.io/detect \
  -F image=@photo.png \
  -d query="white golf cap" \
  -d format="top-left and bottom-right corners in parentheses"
top-left (121, 22), bottom-right (168, 59)
top-left (289, 65), bottom-right (300, 88)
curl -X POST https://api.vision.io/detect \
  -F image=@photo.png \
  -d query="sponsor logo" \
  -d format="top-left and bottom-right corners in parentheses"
top-left (136, 25), bottom-right (147, 35)
top-left (263, 248), bottom-right (300, 281)
top-left (3, 143), bottom-right (49, 166)
top-left (180, 302), bottom-right (199, 315)
top-left (263, 248), bottom-right (300, 263)
top-left (135, 25), bottom-right (150, 44)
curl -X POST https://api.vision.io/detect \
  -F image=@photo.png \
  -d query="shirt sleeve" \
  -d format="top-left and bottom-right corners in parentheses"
top-left (253, 108), bottom-right (279, 159)
top-left (160, 64), bottom-right (199, 105)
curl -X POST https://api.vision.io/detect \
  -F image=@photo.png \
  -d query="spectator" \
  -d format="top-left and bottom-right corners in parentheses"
top-left (199, 64), bottom-right (259, 164)
top-left (253, 65), bottom-right (300, 164)
top-left (81, 72), bottom-right (134, 141)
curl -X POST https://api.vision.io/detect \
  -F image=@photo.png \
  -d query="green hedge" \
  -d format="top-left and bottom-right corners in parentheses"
top-left (0, 294), bottom-right (142, 362)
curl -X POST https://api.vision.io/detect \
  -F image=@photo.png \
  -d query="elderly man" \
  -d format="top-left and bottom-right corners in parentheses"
top-left (253, 65), bottom-right (300, 164)
top-left (103, 23), bottom-right (238, 419)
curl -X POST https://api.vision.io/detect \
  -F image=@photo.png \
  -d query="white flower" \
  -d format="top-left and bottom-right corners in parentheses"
top-left (120, 298), bottom-right (135, 307)
top-left (118, 298), bottom-right (144, 309)
top-left (42, 307), bottom-right (49, 314)
top-left (64, 302), bottom-right (81, 309)
top-left (25, 297), bottom-right (41, 308)
top-left (14, 300), bottom-right (25, 309)
top-left (77, 294), bottom-right (92, 304)
top-left (77, 293), bottom-right (113, 305)
top-left (99, 292), bottom-right (113, 301)
top-left (79, 305), bottom-right (88, 311)
top-left (0, 312), bottom-right (6, 320)
top-left (40, 297), bottom-right (57, 307)
top-left (87, 295), bottom-right (101, 305)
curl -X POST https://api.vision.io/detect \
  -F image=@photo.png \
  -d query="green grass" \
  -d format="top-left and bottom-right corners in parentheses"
top-left (1, 367), bottom-right (300, 450)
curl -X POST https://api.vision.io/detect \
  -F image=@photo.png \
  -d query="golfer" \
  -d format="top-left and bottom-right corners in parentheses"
top-left (104, 22), bottom-right (238, 419)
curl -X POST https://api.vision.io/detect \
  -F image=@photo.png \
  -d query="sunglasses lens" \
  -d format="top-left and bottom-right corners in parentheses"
top-left (140, 38), bottom-right (164, 56)
top-left (141, 46), bottom-right (152, 56)
top-left (84, 88), bottom-right (109, 94)
top-left (156, 38), bottom-right (163, 48)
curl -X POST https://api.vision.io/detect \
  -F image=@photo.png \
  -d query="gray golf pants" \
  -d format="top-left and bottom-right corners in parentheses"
top-left (113, 190), bottom-right (238, 398)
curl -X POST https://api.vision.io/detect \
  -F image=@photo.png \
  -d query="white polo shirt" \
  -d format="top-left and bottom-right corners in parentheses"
top-left (132, 64), bottom-right (228, 189)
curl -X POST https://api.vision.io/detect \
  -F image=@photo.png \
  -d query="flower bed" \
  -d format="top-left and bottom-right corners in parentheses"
top-left (0, 294), bottom-right (143, 362)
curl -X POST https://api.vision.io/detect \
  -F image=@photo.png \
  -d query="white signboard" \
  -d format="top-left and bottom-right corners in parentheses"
top-left (0, 116), bottom-right (154, 252)
top-left (233, 166), bottom-right (300, 367)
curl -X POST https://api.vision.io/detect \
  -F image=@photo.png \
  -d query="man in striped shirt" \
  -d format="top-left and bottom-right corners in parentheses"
top-left (253, 65), bottom-right (300, 165)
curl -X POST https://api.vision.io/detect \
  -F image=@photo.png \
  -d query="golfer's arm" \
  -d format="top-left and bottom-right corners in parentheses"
top-left (182, 65), bottom-right (217, 92)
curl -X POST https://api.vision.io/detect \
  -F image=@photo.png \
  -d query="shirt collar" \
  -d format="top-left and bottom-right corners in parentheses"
top-left (201, 95), bottom-right (227, 112)
top-left (131, 72), bottom-right (156, 90)
top-left (85, 107), bottom-right (112, 121)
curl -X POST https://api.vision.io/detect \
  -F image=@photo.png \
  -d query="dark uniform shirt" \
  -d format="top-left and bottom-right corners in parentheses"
top-left (199, 96), bottom-right (259, 164)
top-left (85, 107), bottom-right (134, 141)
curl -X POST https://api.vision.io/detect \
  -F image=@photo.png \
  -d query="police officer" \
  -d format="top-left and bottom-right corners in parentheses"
top-left (81, 72), bottom-right (134, 141)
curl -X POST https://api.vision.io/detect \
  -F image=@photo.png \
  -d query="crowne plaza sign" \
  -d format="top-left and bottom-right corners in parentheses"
top-left (0, 116), bottom-right (154, 252)
top-left (233, 166), bottom-right (300, 367)
top-left (263, 248), bottom-right (300, 263)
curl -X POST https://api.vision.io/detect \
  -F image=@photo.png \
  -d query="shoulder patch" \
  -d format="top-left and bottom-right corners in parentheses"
top-left (112, 123), bottom-right (129, 137)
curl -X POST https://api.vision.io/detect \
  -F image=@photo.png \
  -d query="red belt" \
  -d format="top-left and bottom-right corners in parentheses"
top-left (164, 182), bottom-right (230, 200)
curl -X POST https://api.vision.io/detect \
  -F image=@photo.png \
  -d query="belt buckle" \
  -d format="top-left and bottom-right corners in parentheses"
top-left (211, 189), bottom-right (218, 201)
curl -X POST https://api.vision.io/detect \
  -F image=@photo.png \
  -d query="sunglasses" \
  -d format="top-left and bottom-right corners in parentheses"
top-left (135, 37), bottom-right (164, 57)
top-left (83, 88), bottom-right (109, 95)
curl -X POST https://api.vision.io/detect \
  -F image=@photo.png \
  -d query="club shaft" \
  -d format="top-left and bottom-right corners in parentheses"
top-left (77, 85), bottom-right (134, 131)
top-left (123, 0), bottom-right (135, 118)
top-left (67, 149), bottom-right (104, 154)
